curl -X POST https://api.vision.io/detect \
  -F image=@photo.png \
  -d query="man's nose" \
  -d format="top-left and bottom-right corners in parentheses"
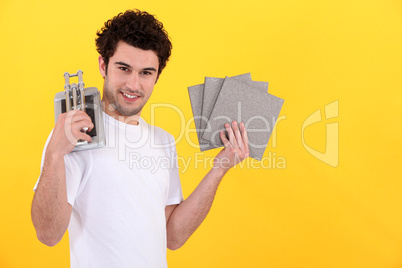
top-left (126, 73), bottom-right (140, 90)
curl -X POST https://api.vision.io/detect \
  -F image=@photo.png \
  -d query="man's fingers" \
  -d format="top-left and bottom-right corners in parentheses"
top-left (219, 121), bottom-right (250, 160)
top-left (66, 110), bottom-right (92, 124)
top-left (220, 130), bottom-right (231, 148)
top-left (65, 110), bottom-right (94, 131)
top-left (240, 122), bottom-right (250, 157)
top-left (74, 121), bottom-right (94, 133)
top-left (232, 121), bottom-right (242, 150)
top-left (76, 132), bottom-right (92, 143)
top-left (80, 121), bottom-right (94, 132)
top-left (225, 122), bottom-right (239, 149)
top-left (63, 111), bottom-right (94, 144)
top-left (71, 124), bottom-right (93, 143)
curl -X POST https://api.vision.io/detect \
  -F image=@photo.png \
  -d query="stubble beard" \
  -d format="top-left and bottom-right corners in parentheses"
top-left (103, 77), bottom-right (144, 117)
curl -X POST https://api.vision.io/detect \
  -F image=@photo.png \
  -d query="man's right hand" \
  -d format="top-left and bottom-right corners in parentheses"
top-left (47, 110), bottom-right (94, 157)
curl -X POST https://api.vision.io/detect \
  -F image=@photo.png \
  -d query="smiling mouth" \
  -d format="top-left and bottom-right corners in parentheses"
top-left (122, 92), bottom-right (139, 99)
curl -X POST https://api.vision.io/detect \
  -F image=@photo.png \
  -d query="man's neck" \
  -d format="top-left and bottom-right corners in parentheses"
top-left (101, 102), bottom-right (141, 125)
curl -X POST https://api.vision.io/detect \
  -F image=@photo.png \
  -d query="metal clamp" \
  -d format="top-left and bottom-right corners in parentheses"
top-left (64, 70), bottom-right (88, 145)
top-left (64, 70), bottom-right (86, 112)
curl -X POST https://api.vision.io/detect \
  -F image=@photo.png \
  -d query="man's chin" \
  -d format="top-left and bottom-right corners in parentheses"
top-left (115, 106), bottom-right (142, 117)
top-left (102, 100), bottom-right (143, 120)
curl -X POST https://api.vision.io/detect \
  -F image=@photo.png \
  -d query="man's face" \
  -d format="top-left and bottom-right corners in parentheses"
top-left (99, 41), bottom-right (159, 124)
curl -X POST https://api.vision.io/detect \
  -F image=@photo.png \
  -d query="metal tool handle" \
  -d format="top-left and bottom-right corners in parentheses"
top-left (63, 70), bottom-right (85, 112)
top-left (64, 70), bottom-right (88, 145)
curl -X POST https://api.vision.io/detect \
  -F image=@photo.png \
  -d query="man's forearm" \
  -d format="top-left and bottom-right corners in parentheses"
top-left (31, 111), bottom-right (93, 246)
top-left (166, 167), bottom-right (227, 250)
top-left (31, 153), bottom-right (72, 246)
top-left (166, 121), bottom-right (249, 250)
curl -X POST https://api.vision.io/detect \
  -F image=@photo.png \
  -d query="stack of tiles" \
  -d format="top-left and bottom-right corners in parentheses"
top-left (188, 73), bottom-right (284, 160)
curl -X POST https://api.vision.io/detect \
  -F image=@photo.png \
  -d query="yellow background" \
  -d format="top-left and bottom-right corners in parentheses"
top-left (1, 0), bottom-right (401, 267)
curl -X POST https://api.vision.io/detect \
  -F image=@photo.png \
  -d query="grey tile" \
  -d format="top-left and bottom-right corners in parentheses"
top-left (187, 84), bottom-right (217, 151)
top-left (201, 73), bottom-right (252, 132)
top-left (201, 77), bottom-right (284, 160)
top-left (201, 74), bottom-right (268, 144)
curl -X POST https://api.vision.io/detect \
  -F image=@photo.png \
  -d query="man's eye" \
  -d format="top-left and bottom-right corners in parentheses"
top-left (141, 71), bottom-right (151, 75)
top-left (119, 67), bottom-right (129, 71)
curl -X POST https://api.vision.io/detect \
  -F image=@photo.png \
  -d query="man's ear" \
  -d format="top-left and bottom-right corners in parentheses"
top-left (99, 56), bottom-right (106, 78)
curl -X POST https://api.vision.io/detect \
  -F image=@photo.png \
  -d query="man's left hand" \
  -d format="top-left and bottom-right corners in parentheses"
top-left (213, 121), bottom-right (250, 172)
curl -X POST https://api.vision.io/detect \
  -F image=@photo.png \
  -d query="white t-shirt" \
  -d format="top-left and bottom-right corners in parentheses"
top-left (35, 113), bottom-right (183, 268)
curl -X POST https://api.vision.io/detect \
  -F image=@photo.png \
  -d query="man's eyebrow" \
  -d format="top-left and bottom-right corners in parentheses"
top-left (143, 67), bottom-right (157, 72)
top-left (114, 61), bottom-right (157, 72)
top-left (115, 61), bottom-right (132, 68)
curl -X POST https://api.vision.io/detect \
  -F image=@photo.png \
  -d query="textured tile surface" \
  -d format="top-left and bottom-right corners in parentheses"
top-left (201, 77), bottom-right (284, 160)
top-left (187, 84), bottom-right (216, 151)
top-left (201, 73), bottom-right (252, 132)
top-left (201, 74), bottom-right (269, 131)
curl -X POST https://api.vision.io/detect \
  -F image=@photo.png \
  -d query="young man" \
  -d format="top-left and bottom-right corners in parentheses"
top-left (31, 10), bottom-right (249, 267)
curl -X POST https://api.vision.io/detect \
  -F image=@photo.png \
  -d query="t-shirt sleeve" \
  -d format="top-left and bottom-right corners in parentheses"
top-left (33, 130), bottom-right (88, 207)
top-left (166, 135), bottom-right (183, 206)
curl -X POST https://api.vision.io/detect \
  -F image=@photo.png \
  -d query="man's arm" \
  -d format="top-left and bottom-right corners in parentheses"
top-left (165, 121), bottom-right (249, 250)
top-left (32, 153), bottom-right (73, 246)
top-left (31, 110), bottom-right (93, 246)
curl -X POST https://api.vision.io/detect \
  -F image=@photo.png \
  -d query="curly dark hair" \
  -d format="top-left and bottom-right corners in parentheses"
top-left (96, 10), bottom-right (172, 76)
